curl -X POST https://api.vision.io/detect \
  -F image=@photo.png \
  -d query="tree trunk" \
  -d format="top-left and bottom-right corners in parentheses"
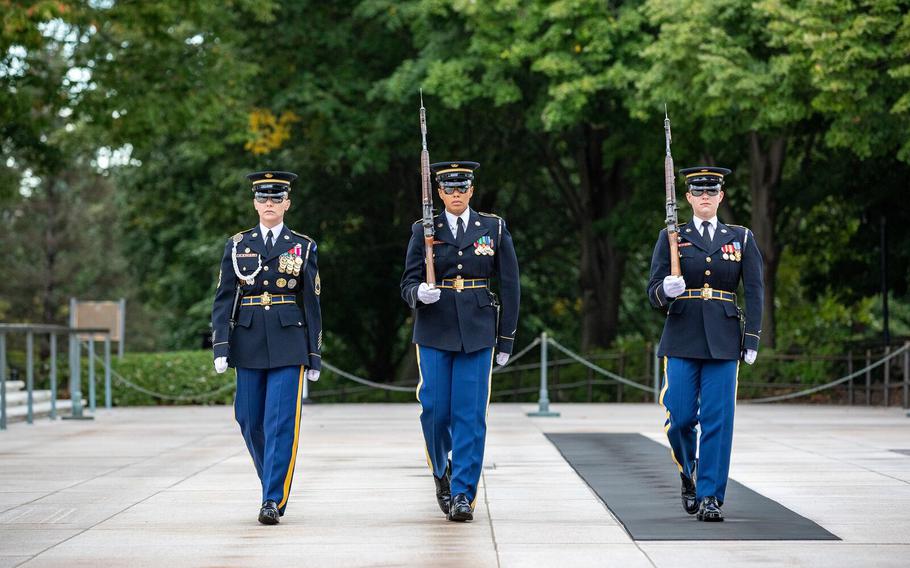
top-left (575, 126), bottom-right (632, 351)
top-left (748, 132), bottom-right (786, 350)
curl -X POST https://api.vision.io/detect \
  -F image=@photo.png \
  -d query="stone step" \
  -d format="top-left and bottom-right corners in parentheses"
top-left (4, 390), bottom-right (53, 405)
top-left (5, 399), bottom-right (79, 422)
top-left (2, 380), bottom-right (26, 392)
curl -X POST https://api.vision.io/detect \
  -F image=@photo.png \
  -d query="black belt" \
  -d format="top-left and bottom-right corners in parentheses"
top-left (241, 293), bottom-right (295, 307)
top-left (676, 288), bottom-right (736, 302)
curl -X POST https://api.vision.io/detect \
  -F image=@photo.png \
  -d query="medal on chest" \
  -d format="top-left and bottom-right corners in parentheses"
top-left (474, 236), bottom-right (495, 256)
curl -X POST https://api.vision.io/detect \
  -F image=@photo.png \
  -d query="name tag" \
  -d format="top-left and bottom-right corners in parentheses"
top-left (236, 253), bottom-right (258, 258)
top-left (678, 242), bottom-right (693, 248)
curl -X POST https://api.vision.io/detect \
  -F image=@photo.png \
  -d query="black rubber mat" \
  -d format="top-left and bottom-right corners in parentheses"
top-left (546, 433), bottom-right (839, 541)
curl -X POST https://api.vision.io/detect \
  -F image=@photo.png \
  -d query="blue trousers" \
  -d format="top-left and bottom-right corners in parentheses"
top-left (416, 345), bottom-right (494, 506)
top-left (659, 356), bottom-right (739, 504)
top-left (235, 365), bottom-right (305, 514)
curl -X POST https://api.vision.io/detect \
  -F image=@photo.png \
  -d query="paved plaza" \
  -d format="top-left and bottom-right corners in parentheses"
top-left (1, 403), bottom-right (909, 567)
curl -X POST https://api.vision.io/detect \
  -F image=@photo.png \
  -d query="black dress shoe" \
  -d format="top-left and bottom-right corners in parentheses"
top-left (258, 500), bottom-right (280, 525)
top-left (696, 496), bottom-right (723, 522)
top-left (434, 460), bottom-right (452, 514)
top-left (680, 472), bottom-right (698, 515)
top-left (447, 493), bottom-right (473, 522)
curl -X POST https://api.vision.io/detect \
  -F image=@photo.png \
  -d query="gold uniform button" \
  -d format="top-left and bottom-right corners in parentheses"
top-left (263, 280), bottom-right (269, 286)
top-left (705, 270), bottom-right (711, 276)
top-left (264, 305), bottom-right (270, 311)
top-left (706, 257), bottom-right (712, 263)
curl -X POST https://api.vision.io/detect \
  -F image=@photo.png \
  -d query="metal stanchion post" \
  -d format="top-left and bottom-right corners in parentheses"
top-left (0, 334), bottom-right (6, 431)
top-left (63, 334), bottom-right (93, 421)
top-left (104, 335), bottom-right (112, 409)
top-left (26, 331), bottom-right (34, 424)
top-left (88, 337), bottom-right (96, 412)
top-left (50, 334), bottom-right (58, 419)
top-left (528, 332), bottom-right (559, 417)
top-left (903, 342), bottom-right (909, 415)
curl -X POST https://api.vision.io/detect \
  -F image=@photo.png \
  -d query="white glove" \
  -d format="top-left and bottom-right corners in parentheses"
top-left (743, 349), bottom-right (757, 365)
top-left (214, 357), bottom-right (228, 374)
top-left (306, 369), bottom-right (320, 382)
top-left (417, 282), bottom-right (441, 304)
top-left (496, 353), bottom-right (510, 366)
top-left (662, 275), bottom-right (686, 298)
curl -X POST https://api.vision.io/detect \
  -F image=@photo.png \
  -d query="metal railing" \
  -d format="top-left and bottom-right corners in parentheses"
top-left (0, 324), bottom-right (112, 430)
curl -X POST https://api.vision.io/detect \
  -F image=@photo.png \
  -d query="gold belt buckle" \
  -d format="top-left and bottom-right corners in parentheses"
top-left (454, 276), bottom-right (464, 293)
top-left (702, 286), bottom-right (713, 300)
top-left (261, 291), bottom-right (272, 306)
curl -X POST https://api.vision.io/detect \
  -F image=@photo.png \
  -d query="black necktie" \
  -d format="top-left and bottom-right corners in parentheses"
top-left (456, 217), bottom-right (465, 245)
top-left (701, 221), bottom-right (712, 245)
top-left (265, 230), bottom-right (273, 254)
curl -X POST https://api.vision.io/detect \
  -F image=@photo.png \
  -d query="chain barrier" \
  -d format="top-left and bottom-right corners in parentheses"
top-left (545, 337), bottom-right (652, 392)
top-left (85, 334), bottom-right (906, 404)
top-left (746, 343), bottom-right (910, 403)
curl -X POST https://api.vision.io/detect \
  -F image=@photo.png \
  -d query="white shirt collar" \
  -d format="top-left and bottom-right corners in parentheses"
top-left (259, 222), bottom-right (284, 243)
top-left (692, 214), bottom-right (717, 231)
top-left (444, 208), bottom-right (471, 234)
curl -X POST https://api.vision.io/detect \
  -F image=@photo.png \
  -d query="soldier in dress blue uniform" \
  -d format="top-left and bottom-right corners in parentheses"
top-left (211, 171), bottom-right (322, 525)
top-left (647, 166), bottom-right (764, 522)
top-left (401, 161), bottom-right (520, 522)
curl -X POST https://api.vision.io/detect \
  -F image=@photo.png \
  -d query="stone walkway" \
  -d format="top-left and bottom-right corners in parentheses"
top-left (1, 403), bottom-right (909, 567)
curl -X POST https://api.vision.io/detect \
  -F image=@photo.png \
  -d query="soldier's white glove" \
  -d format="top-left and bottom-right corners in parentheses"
top-left (743, 349), bottom-right (757, 365)
top-left (496, 353), bottom-right (510, 366)
top-left (662, 275), bottom-right (686, 298)
top-left (417, 282), bottom-right (441, 304)
top-left (306, 369), bottom-right (320, 382)
top-left (214, 357), bottom-right (228, 374)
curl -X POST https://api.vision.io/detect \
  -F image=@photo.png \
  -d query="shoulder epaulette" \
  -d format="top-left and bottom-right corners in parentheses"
top-left (290, 230), bottom-right (314, 243)
top-left (726, 224), bottom-right (750, 233)
top-left (229, 227), bottom-right (256, 243)
top-left (477, 211), bottom-right (501, 219)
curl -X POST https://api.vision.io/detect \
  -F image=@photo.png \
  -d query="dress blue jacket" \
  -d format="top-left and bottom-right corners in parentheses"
top-left (401, 208), bottom-right (520, 354)
top-left (647, 221), bottom-right (763, 360)
top-left (212, 225), bottom-right (322, 370)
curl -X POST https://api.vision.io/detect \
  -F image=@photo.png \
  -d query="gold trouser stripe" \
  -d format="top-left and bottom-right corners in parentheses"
top-left (415, 345), bottom-right (434, 473)
top-left (734, 360), bottom-right (741, 405)
top-left (278, 366), bottom-right (304, 510)
top-left (472, 348), bottom-right (496, 510)
top-left (660, 356), bottom-right (683, 473)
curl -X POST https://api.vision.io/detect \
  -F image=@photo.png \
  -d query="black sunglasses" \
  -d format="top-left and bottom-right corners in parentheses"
top-left (689, 188), bottom-right (720, 197)
top-left (255, 193), bottom-right (287, 204)
top-left (439, 185), bottom-right (472, 195)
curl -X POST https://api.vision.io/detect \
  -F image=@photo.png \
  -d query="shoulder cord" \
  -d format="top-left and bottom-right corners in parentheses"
top-left (231, 238), bottom-right (262, 285)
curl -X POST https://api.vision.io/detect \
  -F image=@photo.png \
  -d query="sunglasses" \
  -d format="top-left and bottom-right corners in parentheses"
top-left (689, 188), bottom-right (720, 197)
top-left (254, 193), bottom-right (287, 204)
top-left (439, 185), bottom-right (472, 195)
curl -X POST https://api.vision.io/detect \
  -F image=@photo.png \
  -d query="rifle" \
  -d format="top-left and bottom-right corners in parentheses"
top-left (419, 90), bottom-right (436, 285)
top-left (664, 105), bottom-right (681, 277)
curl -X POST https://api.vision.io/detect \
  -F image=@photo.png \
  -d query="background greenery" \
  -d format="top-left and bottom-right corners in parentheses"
top-left (2, 1), bottom-right (908, 399)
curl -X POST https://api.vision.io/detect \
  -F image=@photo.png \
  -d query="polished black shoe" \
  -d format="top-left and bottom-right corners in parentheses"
top-left (681, 472), bottom-right (698, 515)
top-left (258, 500), bottom-right (280, 525)
top-left (696, 496), bottom-right (723, 522)
top-left (447, 493), bottom-right (473, 522)
top-left (434, 461), bottom-right (452, 515)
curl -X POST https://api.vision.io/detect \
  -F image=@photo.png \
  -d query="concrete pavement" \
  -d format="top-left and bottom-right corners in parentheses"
top-left (2, 403), bottom-right (909, 567)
